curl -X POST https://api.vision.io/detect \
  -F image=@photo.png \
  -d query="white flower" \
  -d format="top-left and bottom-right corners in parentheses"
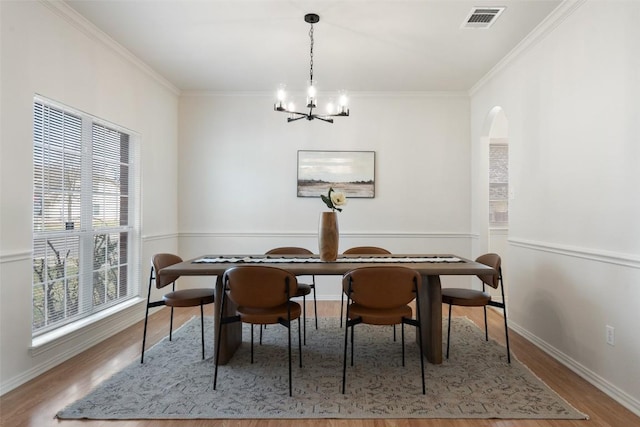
top-left (330, 191), bottom-right (346, 207)
top-left (321, 187), bottom-right (347, 212)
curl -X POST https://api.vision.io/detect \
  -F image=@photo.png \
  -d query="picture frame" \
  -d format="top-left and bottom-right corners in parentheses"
top-left (297, 150), bottom-right (375, 198)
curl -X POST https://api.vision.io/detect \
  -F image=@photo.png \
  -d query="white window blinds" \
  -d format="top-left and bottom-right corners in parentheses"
top-left (32, 97), bottom-right (139, 336)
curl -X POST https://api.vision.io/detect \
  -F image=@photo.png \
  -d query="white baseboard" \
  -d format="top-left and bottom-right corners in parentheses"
top-left (510, 321), bottom-right (640, 418)
top-left (0, 302), bottom-right (146, 396)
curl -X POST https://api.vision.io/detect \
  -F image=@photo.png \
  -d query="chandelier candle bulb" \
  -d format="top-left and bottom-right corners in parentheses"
top-left (306, 82), bottom-right (317, 108)
top-left (275, 86), bottom-right (287, 110)
top-left (339, 93), bottom-right (349, 115)
top-left (326, 102), bottom-right (335, 114)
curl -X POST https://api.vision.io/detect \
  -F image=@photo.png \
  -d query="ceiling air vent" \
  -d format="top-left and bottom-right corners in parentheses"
top-left (462, 7), bottom-right (505, 29)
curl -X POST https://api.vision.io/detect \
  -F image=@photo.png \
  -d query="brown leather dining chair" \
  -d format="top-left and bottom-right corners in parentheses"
top-left (141, 253), bottom-right (215, 363)
top-left (214, 265), bottom-right (302, 397)
top-left (341, 246), bottom-right (392, 328)
top-left (341, 266), bottom-right (425, 394)
top-left (441, 253), bottom-right (511, 363)
top-left (266, 247), bottom-right (317, 344)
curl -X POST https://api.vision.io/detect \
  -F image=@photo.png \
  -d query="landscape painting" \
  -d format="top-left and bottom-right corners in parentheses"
top-left (297, 150), bottom-right (375, 198)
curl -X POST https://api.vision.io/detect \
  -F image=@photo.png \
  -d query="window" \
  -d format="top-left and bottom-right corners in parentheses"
top-left (32, 97), bottom-right (139, 336)
top-left (489, 143), bottom-right (508, 227)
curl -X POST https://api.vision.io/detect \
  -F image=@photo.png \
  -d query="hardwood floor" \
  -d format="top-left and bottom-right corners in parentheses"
top-left (1, 302), bottom-right (638, 427)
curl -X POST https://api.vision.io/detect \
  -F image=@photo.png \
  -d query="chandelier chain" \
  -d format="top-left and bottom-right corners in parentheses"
top-left (309, 23), bottom-right (314, 82)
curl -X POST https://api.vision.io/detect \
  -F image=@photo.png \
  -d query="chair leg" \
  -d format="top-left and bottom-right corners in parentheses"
top-left (140, 291), bottom-right (152, 364)
top-left (298, 317), bottom-right (302, 368)
top-left (341, 315), bottom-right (349, 394)
top-left (483, 306), bottom-right (489, 341)
top-left (340, 292), bottom-right (344, 327)
top-left (302, 294), bottom-right (307, 345)
top-left (350, 323), bottom-right (355, 367)
top-left (446, 303), bottom-right (452, 359)
top-left (140, 310), bottom-right (150, 364)
top-left (213, 290), bottom-right (228, 391)
top-left (288, 317), bottom-right (292, 397)
top-left (312, 285), bottom-right (318, 329)
top-left (503, 308), bottom-right (511, 364)
top-left (141, 268), bottom-right (153, 364)
top-left (200, 304), bottom-right (205, 360)
top-left (251, 324), bottom-right (255, 364)
top-left (169, 306), bottom-right (175, 340)
top-left (393, 324), bottom-right (397, 342)
top-left (401, 322), bottom-right (405, 366)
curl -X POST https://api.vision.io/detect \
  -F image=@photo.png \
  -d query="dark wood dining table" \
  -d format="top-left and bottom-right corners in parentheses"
top-left (159, 254), bottom-right (495, 365)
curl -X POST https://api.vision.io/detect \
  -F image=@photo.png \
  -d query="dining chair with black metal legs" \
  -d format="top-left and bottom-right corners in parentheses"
top-left (341, 246), bottom-right (392, 328)
top-left (341, 266), bottom-right (425, 395)
top-left (266, 247), bottom-right (317, 344)
top-left (140, 253), bottom-right (215, 363)
top-left (442, 252), bottom-right (511, 363)
top-left (213, 265), bottom-right (302, 397)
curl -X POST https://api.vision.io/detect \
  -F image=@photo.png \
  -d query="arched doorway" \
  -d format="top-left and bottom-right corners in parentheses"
top-left (482, 106), bottom-right (509, 256)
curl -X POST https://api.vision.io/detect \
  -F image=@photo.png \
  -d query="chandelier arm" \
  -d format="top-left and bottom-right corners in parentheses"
top-left (282, 109), bottom-right (308, 116)
top-left (287, 115), bottom-right (309, 123)
top-left (325, 111), bottom-right (350, 118)
top-left (314, 116), bottom-right (334, 123)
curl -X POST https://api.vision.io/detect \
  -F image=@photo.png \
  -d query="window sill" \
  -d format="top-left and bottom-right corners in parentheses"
top-left (30, 297), bottom-right (145, 357)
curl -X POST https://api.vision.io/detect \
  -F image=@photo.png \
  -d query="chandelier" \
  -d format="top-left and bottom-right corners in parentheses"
top-left (274, 13), bottom-right (350, 123)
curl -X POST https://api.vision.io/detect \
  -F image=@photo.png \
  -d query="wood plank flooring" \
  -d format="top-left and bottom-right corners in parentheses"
top-left (1, 302), bottom-right (638, 427)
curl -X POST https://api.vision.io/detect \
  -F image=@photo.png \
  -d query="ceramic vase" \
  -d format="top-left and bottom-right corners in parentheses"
top-left (319, 212), bottom-right (339, 261)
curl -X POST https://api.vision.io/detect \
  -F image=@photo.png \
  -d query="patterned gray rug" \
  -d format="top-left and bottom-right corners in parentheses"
top-left (57, 316), bottom-right (587, 420)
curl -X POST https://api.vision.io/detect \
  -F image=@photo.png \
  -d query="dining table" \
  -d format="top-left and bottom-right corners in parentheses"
top-left (159, 254), bottom-right (496, 365)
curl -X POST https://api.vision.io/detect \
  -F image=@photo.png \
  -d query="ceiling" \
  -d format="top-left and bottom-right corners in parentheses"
top-left (65, 0), bottom-right (562, 93)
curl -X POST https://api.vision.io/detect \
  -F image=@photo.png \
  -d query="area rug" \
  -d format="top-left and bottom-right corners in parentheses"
top-left (57, 316), bottom-right (587, 420)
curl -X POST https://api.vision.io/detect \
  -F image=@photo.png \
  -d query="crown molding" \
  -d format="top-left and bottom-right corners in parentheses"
top-left (468, 0), bottom-right (587, 96)
top-left (39, 0), bottom-right (180, 96)
top-left (180, 90), bottom-right (469, 99)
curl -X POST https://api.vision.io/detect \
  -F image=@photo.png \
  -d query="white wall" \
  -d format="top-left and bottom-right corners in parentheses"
top-left (0, 1), bottom-right (179, 393)
top-left (470, 1), bottom-right (640, 414)
top-left (177, 93), bottom-right (475, 296)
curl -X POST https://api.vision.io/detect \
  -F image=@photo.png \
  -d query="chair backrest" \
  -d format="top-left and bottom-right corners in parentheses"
top-left (223, 266), bottom-right (298, 308)
top-left (152, 253), bottom-right (183, 289)
top-left (342, 266), bottom-right (421, 309)
top-left (475, 253), bottom-right (501, 289)
top-left (266, 247), bottom-right (313, 256)
top-left (343, 246), bottom-right (391, 255)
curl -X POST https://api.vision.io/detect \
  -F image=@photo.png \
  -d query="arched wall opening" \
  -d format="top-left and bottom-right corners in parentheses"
top-left (485, 107), bottom-right (509, 256)
top-left (474, 106), bottom-right (509, 299)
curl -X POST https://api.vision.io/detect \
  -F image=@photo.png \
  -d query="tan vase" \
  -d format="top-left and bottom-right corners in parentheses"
top-left (319, 211), bottom-right (339, 261)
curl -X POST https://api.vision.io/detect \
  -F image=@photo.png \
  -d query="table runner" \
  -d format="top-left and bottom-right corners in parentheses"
top-left (193, 255), bottom-right (463, 264)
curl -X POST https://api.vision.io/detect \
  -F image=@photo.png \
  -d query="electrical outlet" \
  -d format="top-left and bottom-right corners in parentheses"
top-left (606, 325), bottom-right (615, 346)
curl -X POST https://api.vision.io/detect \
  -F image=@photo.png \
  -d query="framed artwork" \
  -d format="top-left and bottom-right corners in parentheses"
top-left (297, 150), bottom-right (375, 198)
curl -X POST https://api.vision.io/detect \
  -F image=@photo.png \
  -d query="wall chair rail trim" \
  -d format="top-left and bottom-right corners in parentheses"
top-left (0, 250), bottom-right (32, 263)
top-left (142, 232), bottom-right (180, 242)
top-left (179, 231), bottom-right (477, 239)
top-left (509, 237), bottom-right (640, 269)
